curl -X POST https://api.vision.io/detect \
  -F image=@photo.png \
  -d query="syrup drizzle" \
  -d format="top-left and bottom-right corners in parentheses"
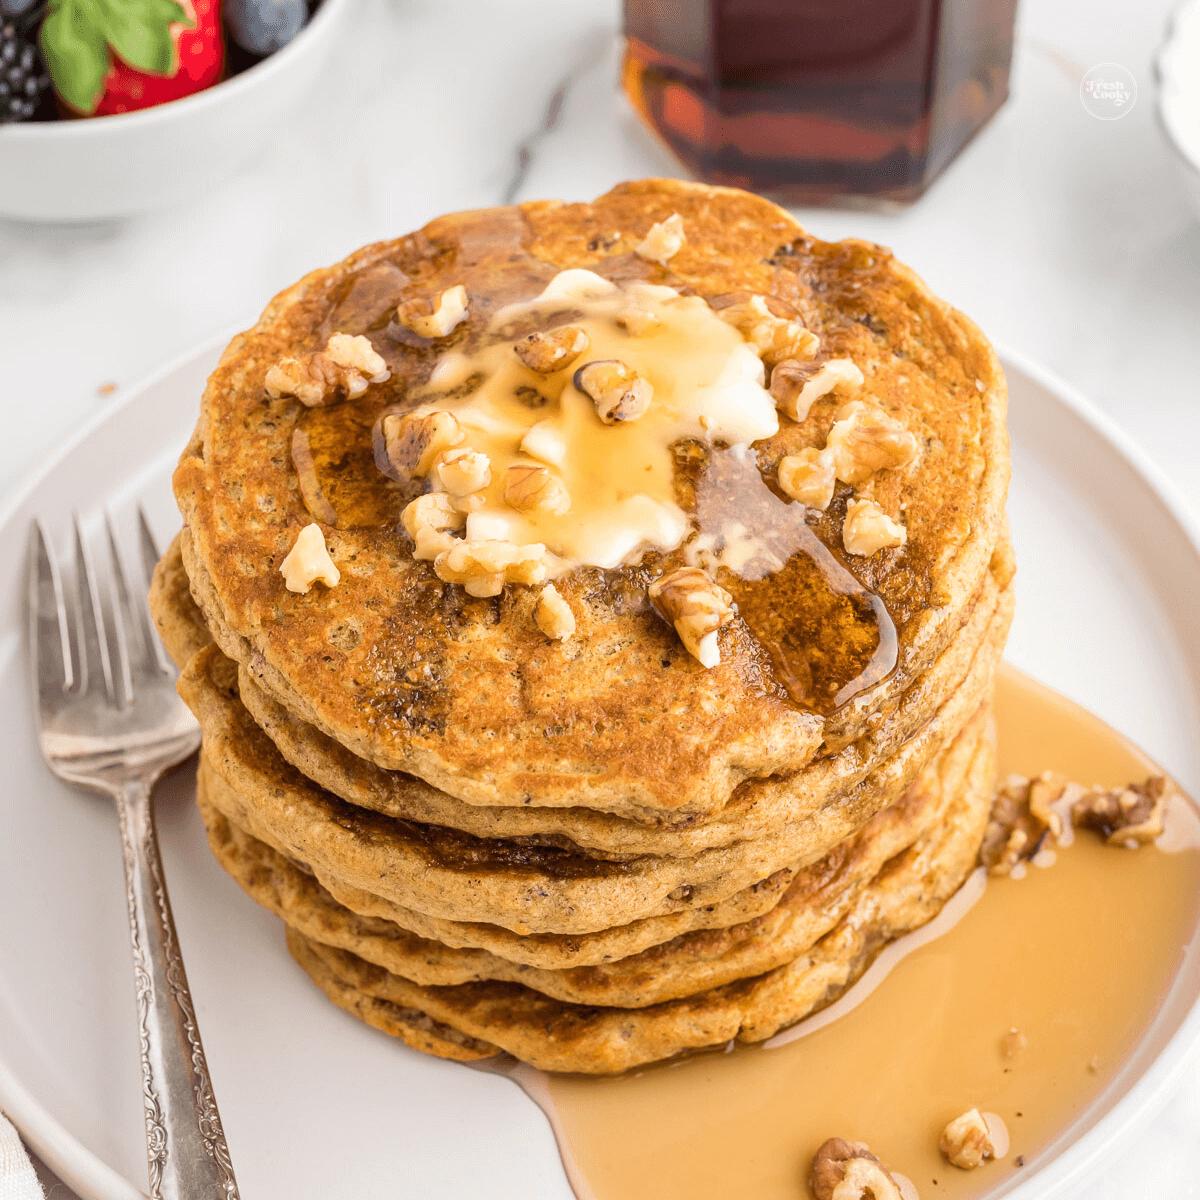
top-left (468, 665), bottom-right (1200, 1200)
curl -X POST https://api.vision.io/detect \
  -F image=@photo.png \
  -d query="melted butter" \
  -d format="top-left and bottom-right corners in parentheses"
top-left (417, 269), bottom-right (779, 571)
top-left (507, 663), bottom-right (1200, 1200)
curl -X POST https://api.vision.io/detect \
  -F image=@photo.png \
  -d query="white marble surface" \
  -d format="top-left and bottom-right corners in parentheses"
top-left (2, 0), bottom-right (1198, 1196)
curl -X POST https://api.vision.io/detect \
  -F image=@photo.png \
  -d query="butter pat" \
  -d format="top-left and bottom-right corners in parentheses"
top-left (409, 271), bottom-right (779, 580)
top-left (281, 524), bottom-right (341, 593)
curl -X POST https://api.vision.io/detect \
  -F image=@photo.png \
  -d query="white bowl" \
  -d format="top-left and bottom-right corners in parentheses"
top-left (1156, 0), bottom-right (1200, 221)
top-left (0, 0), bottom-right (352, 222)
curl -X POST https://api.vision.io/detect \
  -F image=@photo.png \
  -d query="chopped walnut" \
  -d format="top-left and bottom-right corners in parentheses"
top-left (843, 498), bottom-right (906, 556)
top-left (401, 493), bottom-right (465, 561)
top-left (648, 567), bottom-right (734, 668)
top-left (717, 295), bottom-right (819, 368)
top-left (326, 333), bottom-right (387, 377)
top-left (1073, 776), bottom-right (1169, 846)
top-left (574, 360), bottom-right (653, 424)
top-left (826, 400), bottom-right (920, 485)
top-left (770, 358), bottom-right (864, 423)
top-left (980, 772), bottom-right (1068, 875)
top-left (535, 583), bottom-right (576, 641)
top-left (939, 1110), bottom-right (998, 1170)
top-left (379, 410), bottom-right (464, 481)
top-left (265, 333), bottom-right (389, 407)
top-left (434, 539), bottom-right (548, 597)
top-left (777, 447), bottom-right (836, 510)
top-left (809, 1138), bottom-right (903, 1200)
top-left (514, 326), bottom-right (590, 374)
top-left (616, 307), bottom-right (663, 337)
top-left (397, 284), bottom-right (469, 339)
top-left (504, 463), bottom-right (570, 515)
top-left (434, 447), bottom-right (492, 497)
top-left (634, 213), bottom-right (685, 264)
top-left (280, 524), bottom-right (340, 594)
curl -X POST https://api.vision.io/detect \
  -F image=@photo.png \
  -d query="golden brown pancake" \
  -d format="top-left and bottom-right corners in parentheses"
top-left (172, 179), bottom-right (1009, 820)
top-left (185, 622), bottom-right (1003, 936)
top-left (199, 700), bottom-right (988, 1008)
top-left (283, 716), bottom-right (993, 1074)
top-left (154, 531), bottom-right (1013, 856)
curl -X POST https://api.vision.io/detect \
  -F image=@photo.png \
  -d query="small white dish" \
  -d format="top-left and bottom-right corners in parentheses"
top-left (0, 0), bottom-right (351, 222)
top-left (0, 341), bottom-right (1198, 1199)
top-left (1156, 0), bottom-right (1200, 221)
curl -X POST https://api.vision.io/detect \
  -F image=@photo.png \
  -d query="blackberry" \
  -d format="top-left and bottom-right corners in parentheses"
top-left (1, 21), bottom-right (49, 125)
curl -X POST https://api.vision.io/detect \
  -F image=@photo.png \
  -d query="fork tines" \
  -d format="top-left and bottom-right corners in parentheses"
top-left (29, 506), bottom-right (171, 711)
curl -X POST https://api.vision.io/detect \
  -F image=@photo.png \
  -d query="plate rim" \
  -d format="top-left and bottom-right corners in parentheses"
top-left (2, 337), bottom-right (1199, 1200)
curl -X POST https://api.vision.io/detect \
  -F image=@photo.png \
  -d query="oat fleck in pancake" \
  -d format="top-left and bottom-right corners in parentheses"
top-left (173, 179), bottom-right (1008, 819)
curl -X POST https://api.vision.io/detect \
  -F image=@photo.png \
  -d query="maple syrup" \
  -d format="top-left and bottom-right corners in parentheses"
top-left (493, 664), bottom-right (1200, 1199)
top-left (622, 0), bottom-right (1019, 205)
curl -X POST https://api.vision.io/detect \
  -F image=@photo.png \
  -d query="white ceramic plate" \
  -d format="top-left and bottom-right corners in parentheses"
top-left (1, 341), bottom-right (1199, 1200)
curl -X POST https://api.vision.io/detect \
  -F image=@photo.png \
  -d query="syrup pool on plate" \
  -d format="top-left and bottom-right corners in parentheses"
top-left (500, 663), bottom-right (1200, 1200)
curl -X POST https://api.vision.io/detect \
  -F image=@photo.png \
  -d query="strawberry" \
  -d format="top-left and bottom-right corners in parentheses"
top-left (39, 0), bottom-right (224, 117)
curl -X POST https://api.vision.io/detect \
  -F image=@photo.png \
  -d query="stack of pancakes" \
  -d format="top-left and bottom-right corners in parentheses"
top-left (151, 180), bottom-right (1012, 1074)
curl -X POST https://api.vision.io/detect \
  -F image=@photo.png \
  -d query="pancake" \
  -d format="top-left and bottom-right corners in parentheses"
top-left (172, 178), bottom-right (1009, 820)
top-left (154, 531), bottom-right (1013, 856)
top-left (199, 700), bottom-right (988, 1007)
top-left (284, 719), bottom-right (995, 1073)
top-left (184, 605), bottom-right (1004, 936)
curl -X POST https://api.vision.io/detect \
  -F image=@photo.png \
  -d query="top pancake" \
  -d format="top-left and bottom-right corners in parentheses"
top-left (174, 178), bottom-right (1009, 818)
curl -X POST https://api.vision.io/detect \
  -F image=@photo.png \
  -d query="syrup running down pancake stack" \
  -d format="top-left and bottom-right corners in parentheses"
top-left (151, 179), bottom-right (1012, 1074)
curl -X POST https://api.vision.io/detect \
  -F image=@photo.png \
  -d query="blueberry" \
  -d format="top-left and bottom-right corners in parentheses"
top-left (0, 0), bottom-right (40, 15)
top-left (225, 0), bottom-right (307, 56)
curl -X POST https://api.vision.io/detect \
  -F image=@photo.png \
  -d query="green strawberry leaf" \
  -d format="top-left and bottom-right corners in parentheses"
top-left (99, 0), bottom-right (190, 76)
top-left (40, 0), bottom-right (110, 114)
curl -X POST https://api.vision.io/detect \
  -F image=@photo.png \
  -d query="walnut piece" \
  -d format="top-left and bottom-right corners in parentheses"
top-left (826, 400), bottom-right (920, 485)
top-left (770, 358), bottom-right (864, 422)
top-left (843, 498), bottom-right (906, 556)
top-left (648, 567), bottom-right (734, 668)
top-left (265, 333), bottom-right (389, 407)
top-left (434, 447), bottom-right (492, 497)
top-left (939, 1110), bottom-right (998, 1170)
top-left (280, 524), bottom-right (340, 594)
top-left (535, 583), bottom-right (575, 641)
top-left (809, 1138), bottom-right (903, 1200)
top-left (979, 772), bottom-right (1067, 875)
top-left (634, 212), bottom-right (685, 264)
top-left (397, 284), bottom-right (469, 339)
top-left (574, 360), bottom-right (653, 424)
top-left (514, 326), bottom-right (590, 374)
top-left (1072, 776), bottom-right (1169, 845)
top-left (778, 447), bottom-right (836, 510)
top-left (504, 463), bottom-right (571, 515)
top-left (717, 295), bottom-right (819, 368)
top-left (434, 539), bottom-right (548, 597)
top-left (401, 493), bottom-right (465, 561)
top-left (380, 410), bottom-right (464, 481)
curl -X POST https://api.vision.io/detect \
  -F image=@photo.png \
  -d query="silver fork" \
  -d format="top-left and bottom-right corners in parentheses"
top-left (27, 509), bottom-right (240, 1200)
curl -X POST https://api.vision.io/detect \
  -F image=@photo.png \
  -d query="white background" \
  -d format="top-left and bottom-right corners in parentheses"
top-left (1, 0), bottom-right (1197, 1195)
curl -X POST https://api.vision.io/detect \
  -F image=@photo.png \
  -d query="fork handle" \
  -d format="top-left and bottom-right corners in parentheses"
top-left (115, 777), bottom-right (240, 1200)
